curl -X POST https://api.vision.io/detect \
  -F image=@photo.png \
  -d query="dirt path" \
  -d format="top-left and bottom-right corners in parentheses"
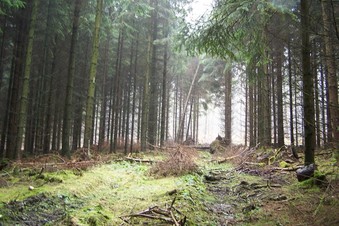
top-left (204, 163), bottom-right (339, 226)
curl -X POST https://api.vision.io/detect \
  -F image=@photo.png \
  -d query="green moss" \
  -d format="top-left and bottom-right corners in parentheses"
top-left (279, 161), bottom-right (290, 168)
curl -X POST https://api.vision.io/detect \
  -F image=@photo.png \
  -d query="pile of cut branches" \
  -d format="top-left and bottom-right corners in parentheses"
top-left (120, 197), bottom-right (186, 225)
top-left (150, 147), bottom-right (198, 177)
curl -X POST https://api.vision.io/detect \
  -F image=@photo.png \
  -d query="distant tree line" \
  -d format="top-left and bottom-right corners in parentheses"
top-left (0, 0), bottom-right (204, 160)
top-left (185, 0), bottom-right (339, 165)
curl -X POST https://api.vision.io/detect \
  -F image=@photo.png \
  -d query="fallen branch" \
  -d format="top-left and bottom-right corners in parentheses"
top-left (217, 155), bottom-right (241, 164)
top-left (126, 212), bottom-right (173, 223)
top-left (120, 197), bottom-right (185, 225)
top-left (271, 166), bottom-right (303, 171)
top-left (218, 144), bottom-right (259, 164)
top-left (243, 162), bottom-right (264, 166)
top-left (124, 157), bottom-right (158, 164)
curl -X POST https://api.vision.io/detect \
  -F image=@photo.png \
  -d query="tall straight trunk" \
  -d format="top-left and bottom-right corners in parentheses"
top-left (301, 0), bottom-right (315, 165)
top-left (62, 0), bottom-right (81, 156)
top-left (0, 16), bottom-right (7, 91)
top-left (271, 66), bottom-right (277, 145)
top-left (254, 78), bottom-right (257, 144)
top-left (34, 0), bottom-right (54, 154)
top-left (140, 41), bottom-right (151, 151)
top-left (313, 41), bottom-right (321, 148)
top-left (287, 38), bottom-right (294, 147)
top-left (248, 63), bottom-right (255, 147)
top-left (43, 34), bottom-right (58, 153)
top-left (321, 0), bottom-right (339, 153)
top-left (41, 0), bottom-right (54, 154)
top-left (15, 0), bottom-right (39, 159)
top-left (98, 33), bottom-right (110, 150)
top-left (141, 0), bottom-right (155, 151)
top-left (194, 95), bottom-right (198, 143)
top-left (83, 0), bottom-right (103, 148)
top-left (4, 8), bottom-right (28, 159)
top-left (320, 63), bottom-right (327, 145)
top-left (0, 16), bottom-right (8, 158)
top-left (1, 54), bottom-right (16, 157)
top-left (130, 37), bottom-right (139, 153)
top-left (258, 60), bottom-right (271, 146)
top-left (137, 86), bottom-right (142, 145)
top-left (72, 36), bottom-right (90, 151)
top-left (173, 77), bottom-right (178, 140)
top-left (245, 76), bottom-right (248, 146)
top-left (276, 44), bottom-right (284, 147)
top-left (224, 67), bottom-right (232, 145)
top-left (147, 0), bottom-right (159, 148)
top-left (124, 44), bottom-right (135, 154)
top-left (193, 96), bottom-right (198, 143)
top-left (112, 30), bottom-right (124, 152)
top-left (160, 41), bottom-right (168, 147)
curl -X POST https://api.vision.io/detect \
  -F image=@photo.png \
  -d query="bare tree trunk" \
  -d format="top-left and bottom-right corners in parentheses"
top-left (319, 62), bottom-right (327, 145)
top-left (15, 0), bottom-right (39, 160)
top-left (287, 38), bottom-right (295, 148)
top-left (62, 0), bottom-right (81, 157)
top-left (83, 0), bottom-right (103, 148)
top-left (130, 36), bottom-right (139, 153)
top-left (147, 0), bottom-right (159, 148)
top-left (301, 0), bottom-right (315, 165)
top-left (276, 43), bottom-right (284, 147)
top-left (224, 67), bottom-right (232, 145)
top-left (313, 41), bottom-right (321, 148)
top-left (160, 41), bottom-right (168, 147)
top-left (321, 0), bottom-right (339, 154)
top-left (98, 32), bottom-right (110, 151)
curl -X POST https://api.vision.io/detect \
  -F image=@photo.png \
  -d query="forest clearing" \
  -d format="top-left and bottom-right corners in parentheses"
top-left (0, 145), bottom-right (338, 225)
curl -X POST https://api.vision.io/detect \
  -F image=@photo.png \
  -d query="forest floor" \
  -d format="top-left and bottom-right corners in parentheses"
top-left (0, 145), bottom-right (338, 226)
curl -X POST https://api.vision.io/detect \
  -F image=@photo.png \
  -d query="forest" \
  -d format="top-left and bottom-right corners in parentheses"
top-left (0, 0), bottom-right (338, 225)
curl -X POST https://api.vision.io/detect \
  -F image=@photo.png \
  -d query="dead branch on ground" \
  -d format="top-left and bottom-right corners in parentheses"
top-left (120, 197), bottom-right (186, 225)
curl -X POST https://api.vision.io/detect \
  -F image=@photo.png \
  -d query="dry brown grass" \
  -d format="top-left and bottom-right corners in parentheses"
top-left (150, 146), bottom-right (198, 177)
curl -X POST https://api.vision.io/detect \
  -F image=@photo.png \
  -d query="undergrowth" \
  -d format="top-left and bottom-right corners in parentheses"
top-left (149, 147), bottom-right (199, 177)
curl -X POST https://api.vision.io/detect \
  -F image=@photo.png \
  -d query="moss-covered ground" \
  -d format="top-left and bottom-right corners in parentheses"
top-left (0, 147), bottom-right (338, 225)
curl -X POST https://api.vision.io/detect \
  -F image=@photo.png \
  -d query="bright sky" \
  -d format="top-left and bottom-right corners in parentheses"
top-left (186, 0), bottom-right (213, 24)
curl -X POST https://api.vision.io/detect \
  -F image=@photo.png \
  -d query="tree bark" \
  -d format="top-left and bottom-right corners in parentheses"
top-left (62, 0), bottom-right (81, 157)
top-left (83, 0), bottom-right (103, 148)
top-left (224, 66), bottom-right (232, 145)
top-left (147, 0), bottom-right (159, 148)
top-left (15, 0), bottom-right (39, 160)
top-left (321, 0), bottom-right (339, 154)
top-left (301, 0), bottom-right (315, 165)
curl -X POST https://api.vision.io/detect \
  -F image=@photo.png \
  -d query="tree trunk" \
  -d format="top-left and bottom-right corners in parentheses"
top-left (15, 0), bottom-right (39, 160)
top-left (83, 0), bottom-right (103, 148)
top-left (130, 36), bottom-right (139, 153)
top-left (276, 42), bottom-right (284, 147)
top-left (319, 62), bottom-right (327, 145)
top-left (287, 38), bottom-right (294, 148)
top-left (321, 0), bottom-right (339, 154)
top-left (98, 31), bottom-right (110, 150)
top-left (301, 0), bottom-right (315, 165)
top-left (224, 67), bottom-right (232, 145)
top-left (62, 0), bottom-right (81, 157)
top-left (147, 0), bottom-right (159, 148)
top-left (160, 40), bottom-right (168, 147)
